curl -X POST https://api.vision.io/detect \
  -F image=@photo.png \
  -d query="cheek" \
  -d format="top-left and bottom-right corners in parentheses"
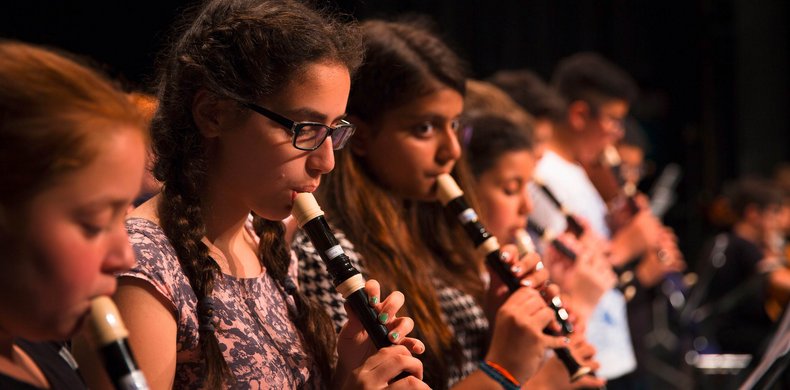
top-left (32, 225), bottom-right (103, 298)
top-left (482, 194), bottom-right (513, 234)
top-left (370, 144), bottom-right (420, 186)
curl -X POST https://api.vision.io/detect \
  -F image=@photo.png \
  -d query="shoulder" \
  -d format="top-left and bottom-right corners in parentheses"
top-left (121, 217), bottom-right (193, 313)
top-left (124, 218), bottom-right (182, 278)
top-left (727, 233), bottom-right (764, 266)
top-left (13, 340), bottom-right (85, 390)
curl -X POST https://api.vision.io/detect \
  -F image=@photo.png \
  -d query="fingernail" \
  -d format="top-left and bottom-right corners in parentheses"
top-left (520, 279), bottom-right (532, 288)
top-left (510, 265), bottom-right (522, 274)
top-left (369, 296), bottom-right (379, 305)
top-left (500, 251), bottom-right (511, 261)
top-left (390, 331), bottom-right (399, 341)
top-left (378, 312), bottom-right (389, 324)
top-left (535, 261), bottom-right (544, 271)
top-left (564, 337), bottom-right (571, 344)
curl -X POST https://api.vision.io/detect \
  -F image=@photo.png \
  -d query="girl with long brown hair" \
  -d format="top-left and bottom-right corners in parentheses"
top-left (293, 20), bottom-right (567, 389)
top-left (73, 0), bottom-right (426, 388)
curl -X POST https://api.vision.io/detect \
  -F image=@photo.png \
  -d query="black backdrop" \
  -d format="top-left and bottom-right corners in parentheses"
top-left (1, 0), bottom-right (788, 257)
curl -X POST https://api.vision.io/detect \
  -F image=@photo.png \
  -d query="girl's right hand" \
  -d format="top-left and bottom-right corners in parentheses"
top-left (341, 345), bottom-right (429, 390)
top-left (484, 244), bottom-right (550, 322)
top-left (485, 286), bottom-right (569, 384)
top-left (335, 279), bottom-right (426, 389)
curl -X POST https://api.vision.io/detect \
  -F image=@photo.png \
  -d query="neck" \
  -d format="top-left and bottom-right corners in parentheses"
top-left (202, 178), bottom-right (252, 243)
top-left (734, 221), bottom-right (761, 246)
top-left (547, 124), bottom-right (581, 163)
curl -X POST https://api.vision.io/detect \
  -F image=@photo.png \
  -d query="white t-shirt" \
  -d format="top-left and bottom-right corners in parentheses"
top-left (530, 149), bottom-right (637, 379)
top-left (529, 150), bottom-right (610, 238)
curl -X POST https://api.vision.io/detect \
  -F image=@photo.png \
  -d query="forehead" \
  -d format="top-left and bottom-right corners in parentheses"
top-left (269, 62), bottom-right (351, 111)
top-left (597, 99), bottom-right (629, 116)
top-left (384, 87), bottom-right (464, 119)
top-left (38, 129), bottom-right (145, 206)
top-left (488, 150), bottom-right (535, 176)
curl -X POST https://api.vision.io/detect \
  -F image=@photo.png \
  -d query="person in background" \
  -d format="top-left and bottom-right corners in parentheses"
top-left (487, 69), bottom-right (567, 160)
top-left (459, 109), bottom-right (609, 389)
top-left (695, 178), bottom-right (790, 358)
top-left (527, 52), bottom-right (655, 388)
top-left (294, 20), bottom-right (568, 390)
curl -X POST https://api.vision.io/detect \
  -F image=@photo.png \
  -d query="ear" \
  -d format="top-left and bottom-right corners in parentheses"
top-left (192, 89), bottom-right (235, 138)
top-left (348, 115), bottom-right (371, 156)
top-left (567, 100), bottom-right (591, 132)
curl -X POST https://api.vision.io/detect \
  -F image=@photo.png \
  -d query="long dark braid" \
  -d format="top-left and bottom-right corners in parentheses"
top-left (150, 0), bottom-right (362, 387)
top-left (253, 217), bottom-right (336, 382)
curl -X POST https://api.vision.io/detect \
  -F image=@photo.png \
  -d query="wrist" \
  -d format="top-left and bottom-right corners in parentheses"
top-left (479, 360), bottom-right (522, 390)
top-left (635, 260), bottom-right (659, 288)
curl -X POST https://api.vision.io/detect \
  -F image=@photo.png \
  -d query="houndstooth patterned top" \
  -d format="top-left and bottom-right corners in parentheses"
top-left (293, 227), bottom-right (489, 389)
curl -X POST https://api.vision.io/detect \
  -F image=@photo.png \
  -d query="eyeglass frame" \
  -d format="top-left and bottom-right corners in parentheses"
top-left (241, 101), bottom-right (355, 151)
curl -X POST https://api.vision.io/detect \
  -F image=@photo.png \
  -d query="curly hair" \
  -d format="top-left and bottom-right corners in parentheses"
top-left (150, 0), bottom-right (362, 386)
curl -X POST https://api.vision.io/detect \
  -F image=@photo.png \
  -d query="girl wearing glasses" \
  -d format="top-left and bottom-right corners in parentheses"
top-left (293, 20), bottom-right (569, 389)
top-left (73, 0), bottom-right (426, 388)
top-left (0, 41), bottom-right (146, 389)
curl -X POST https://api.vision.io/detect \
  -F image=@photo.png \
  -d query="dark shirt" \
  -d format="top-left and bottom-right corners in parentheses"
top-left (0, 339), bottom-right (85, 389)
top-left (700, 232), bottom-right (774, 355)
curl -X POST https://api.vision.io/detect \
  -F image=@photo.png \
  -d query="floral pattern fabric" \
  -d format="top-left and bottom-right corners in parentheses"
top-left (121, 217), bottom-right (320, 389)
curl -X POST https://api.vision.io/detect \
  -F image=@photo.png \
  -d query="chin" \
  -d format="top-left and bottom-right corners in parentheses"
top-left (251, 200), bottom-right (292, 221)
top-left (58, 307), bottom-right (90, 340)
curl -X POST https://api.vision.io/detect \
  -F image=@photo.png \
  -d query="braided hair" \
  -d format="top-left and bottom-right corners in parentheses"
top-left (151, 0), bottom-right (362, 386)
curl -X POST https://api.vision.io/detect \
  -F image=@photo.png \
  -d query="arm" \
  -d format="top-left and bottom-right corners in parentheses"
top-left (768, 267), bottom-right (790, 306)
top-left (608, 209), bottom-right (662, 267)
top-left (545, 234), bottom-right (616, 322)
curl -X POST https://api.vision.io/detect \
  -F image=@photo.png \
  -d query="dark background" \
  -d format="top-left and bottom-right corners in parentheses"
top-left (1, 0), bottom-right (788, 259)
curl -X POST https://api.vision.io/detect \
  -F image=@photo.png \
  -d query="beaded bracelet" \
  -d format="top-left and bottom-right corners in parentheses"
top-left (479, 360), bottom-right (521, 390)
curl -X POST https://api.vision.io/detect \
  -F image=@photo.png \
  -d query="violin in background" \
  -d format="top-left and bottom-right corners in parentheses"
top-left (582, 145), bottom-right (640, 232)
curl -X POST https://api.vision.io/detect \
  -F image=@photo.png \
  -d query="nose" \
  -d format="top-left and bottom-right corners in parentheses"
top-left (102, 223), bottom-right (136, 274)
top-left (519, 186), bottom-right (534, 216)
top-left (436, 124), bottom-right (462, 166)
top-left (307, 137), bottom-right (335, 176)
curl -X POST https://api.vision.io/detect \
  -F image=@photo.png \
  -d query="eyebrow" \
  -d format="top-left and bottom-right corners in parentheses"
top-left (78, 197), bottom-right (132, 213)
top-left (410, 113), bottom-right (462, 122)
top-left (286, 107), bottom-right (347, 124)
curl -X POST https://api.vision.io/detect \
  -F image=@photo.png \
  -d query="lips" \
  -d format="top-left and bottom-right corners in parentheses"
top-left (290, 185), bottom-right (319, 202)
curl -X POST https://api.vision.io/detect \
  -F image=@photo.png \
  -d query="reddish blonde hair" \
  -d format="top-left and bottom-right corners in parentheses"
top-left (0, 40), bottom-right (145, 225)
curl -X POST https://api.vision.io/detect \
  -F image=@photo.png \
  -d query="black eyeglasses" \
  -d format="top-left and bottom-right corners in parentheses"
top-left (241, 102), bottom-right (355, 151)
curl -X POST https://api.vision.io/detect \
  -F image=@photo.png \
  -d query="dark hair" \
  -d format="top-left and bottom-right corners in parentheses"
top-left (551, 52), bottom-right (638, 110)
top-left (0, 40), bottom-right (145, 238)
top-left (621, 117), bottom-right (650, 152)
top-left (323, 19), bottom-right (475, 389)
top-left (463, 113), bottom-right (533, 178)
top-left (463, 79), bottom-right (534, 140)
top-left (151, 0), bottom-right (362, 386)
top-left (347, 19), bottom-right (466, 124)
top-left (725, 178), bottom-right (783, 219)
top-left (487, 69), bottom-right (567, 122)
